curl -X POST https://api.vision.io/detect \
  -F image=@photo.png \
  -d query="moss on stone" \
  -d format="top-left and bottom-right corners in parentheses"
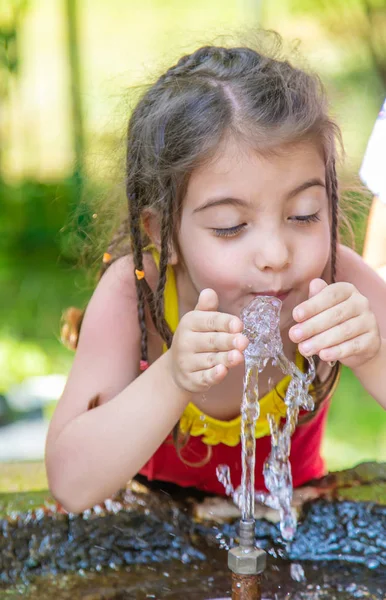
top-left (0, 462), bottom-right (48, 493)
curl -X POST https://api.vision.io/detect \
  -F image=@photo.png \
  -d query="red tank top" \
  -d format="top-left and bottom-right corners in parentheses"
top-left (139, 400), bottom-right (329, 493)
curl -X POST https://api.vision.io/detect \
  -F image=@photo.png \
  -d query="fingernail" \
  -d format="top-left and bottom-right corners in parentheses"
top-left (229, 350), bottom-right (240, 364)
top-left (291, 327), bottom-right (303, 342)
top-left (294, 308), bottom-right (304, 320)
top-left (300, 341), bottom-right (312, 353)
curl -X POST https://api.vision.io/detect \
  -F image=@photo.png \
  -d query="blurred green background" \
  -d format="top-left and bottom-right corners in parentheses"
top-left (0, 0), bottom-right (385, 469)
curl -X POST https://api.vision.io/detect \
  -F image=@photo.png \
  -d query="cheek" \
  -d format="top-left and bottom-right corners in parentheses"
top-left (299, 227), bottom-right (331, 278)
top-left (190, 252), bottom-right (240, 289)
top-left (179, 233), bottom-right (242, 291)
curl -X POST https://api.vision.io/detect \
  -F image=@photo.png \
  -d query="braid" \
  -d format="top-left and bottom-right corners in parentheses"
top-left (158, 46), bottom-right (258, 85)
top-left (154, 192), bottom-right (174, 349)
top-left (329, 159), bottom-right (339, 284)
top-left (159, 47), bottom-right (213, 82)
top-left (298, 157), bottom-right (341, 424)
top-left (129, 196), bottom-right (150, 364)
top-left (128, 185), bottom-right (174, 361)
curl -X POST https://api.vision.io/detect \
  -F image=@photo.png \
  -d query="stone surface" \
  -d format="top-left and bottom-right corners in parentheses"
top-left (0, 460), bottom-right (385, 589)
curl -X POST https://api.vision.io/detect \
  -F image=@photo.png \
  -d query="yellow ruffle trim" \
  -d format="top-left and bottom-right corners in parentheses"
top-left (180, 353), bottom-right (309, 446)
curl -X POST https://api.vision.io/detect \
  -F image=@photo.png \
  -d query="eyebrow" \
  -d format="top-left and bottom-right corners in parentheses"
top-left (193, 197), bottom-right (250, 214)
top-left (193, 177), bottom-right (326, 214)
top-left (286, 177), bottom-right (326, 199)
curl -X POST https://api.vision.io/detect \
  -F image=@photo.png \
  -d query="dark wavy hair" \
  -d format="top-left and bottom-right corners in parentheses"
top-left (62, 34), bottom-right (342, 451)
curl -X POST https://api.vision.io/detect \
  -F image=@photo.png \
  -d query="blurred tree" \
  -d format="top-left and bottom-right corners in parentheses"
top-left (0, 1), bottom-right (28, 179)
top-left (64, 0), bottom-right (85, 194)
top-left (292, 0), bottom-right (386, 89)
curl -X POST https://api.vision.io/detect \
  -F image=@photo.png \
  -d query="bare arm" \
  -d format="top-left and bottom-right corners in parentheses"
top-left (45, 256), bottom-right (191, 513)
top-left (46, 259), bottom-right (246, 514)
top-left (362, 196), bottom-right (386, 280)
top-left (337, 244), bottom-right (386, 408)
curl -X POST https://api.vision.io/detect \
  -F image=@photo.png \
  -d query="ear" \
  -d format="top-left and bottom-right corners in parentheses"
top-left (142, 209), bottom-right (178, 265)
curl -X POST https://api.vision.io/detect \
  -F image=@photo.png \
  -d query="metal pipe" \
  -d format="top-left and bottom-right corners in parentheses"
top-left (231, 572), bottom-right (262, 600)
top-left (239, 518), bottom-right (255, 548)
top-left (228, 519), bottom-right (266, 600)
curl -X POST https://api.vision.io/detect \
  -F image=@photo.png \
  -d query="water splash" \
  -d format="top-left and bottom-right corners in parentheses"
top-left (290, 562), bottom-right (306, 582)
top-left (217, 296), bottom-right (315, 540)
top-left (216, 465), bottom-right (235, 497)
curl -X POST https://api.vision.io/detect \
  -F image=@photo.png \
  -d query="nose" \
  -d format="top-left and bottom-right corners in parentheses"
top-left (254, 229), bottom-right (290, 272)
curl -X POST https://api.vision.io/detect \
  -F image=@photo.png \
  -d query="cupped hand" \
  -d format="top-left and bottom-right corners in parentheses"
top-left (289, 278), bottom-right (381, 369)
top-left (169, 289), bottom-right (249, 393)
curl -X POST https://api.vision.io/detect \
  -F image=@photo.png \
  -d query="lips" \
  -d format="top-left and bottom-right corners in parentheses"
top-left (254, 290), bottom-right (291, 302)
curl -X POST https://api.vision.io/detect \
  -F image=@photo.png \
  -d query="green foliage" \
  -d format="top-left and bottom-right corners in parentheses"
top-left (0, 179), bottom-right (100, 262)
top-left (0, 26), bottom-right (17, 73)
top-left (0, 338), bottom-right (51, 392)
top-left (0, 1), bottom-right (29, 91)
top-left (290, 0), bottom-right (386, 87)
top-left (324, 366), bottom-right (386, 469)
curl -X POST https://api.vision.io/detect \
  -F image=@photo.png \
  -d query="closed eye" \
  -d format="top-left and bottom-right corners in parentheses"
top-left (212, 223), bottom-right (247, 237)
top-left (289, 212), bottom-right (321, 224)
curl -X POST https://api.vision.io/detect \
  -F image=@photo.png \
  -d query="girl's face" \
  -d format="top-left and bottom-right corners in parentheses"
top-left (177, 137), bottom-right (331, 330)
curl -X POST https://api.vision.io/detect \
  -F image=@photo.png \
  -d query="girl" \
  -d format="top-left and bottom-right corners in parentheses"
top-left (46, 40), bottom-right (386, 514)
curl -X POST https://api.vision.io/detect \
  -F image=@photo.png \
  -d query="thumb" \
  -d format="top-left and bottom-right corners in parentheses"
top-left (195, 288), bottom-right (219, 312)
top-left (309, 278), bottom-right (328, 298)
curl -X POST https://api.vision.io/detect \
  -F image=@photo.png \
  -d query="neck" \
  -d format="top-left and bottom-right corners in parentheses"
top-left (174, 264), bottom-right (201, 318)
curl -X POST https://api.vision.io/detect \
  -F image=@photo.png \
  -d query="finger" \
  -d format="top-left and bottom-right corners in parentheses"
top-left (318, 332), bottom-right (374, 364)
top-left (191, 364), bottom-right (229, 390)
top-left (289, 299), bottom-right (360, 343)
top-left (190, 331), bottom-right (249, 353)
top-left (192, 310), bottom-right (244, 334)
top-left (190, 349), bottom-right (245, 372)
top-left (308, 278), bottom-right (328, 298)
top-left (195, 288), bottom-right (219, 312)
top-left (297, 315), bottom-right (369, 357)
top-left (293, 282), bottom-right (355, 322)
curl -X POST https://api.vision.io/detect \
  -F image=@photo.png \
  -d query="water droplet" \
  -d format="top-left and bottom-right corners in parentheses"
top-left (366, 557), bottom-right (380, 569)
top-left (290, 562), bottom-right (306, 582)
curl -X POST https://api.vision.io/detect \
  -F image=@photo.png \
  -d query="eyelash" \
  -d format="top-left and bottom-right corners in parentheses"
top-left (213, 224), bottom-right (247, 237)
top-left (290, 212), bottom-right (321, 225)
top-left (212, 212), bottom-right (321, 237)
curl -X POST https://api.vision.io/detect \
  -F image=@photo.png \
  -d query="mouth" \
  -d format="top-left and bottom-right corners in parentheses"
top-left (254, 290), bottom-right (291, 302)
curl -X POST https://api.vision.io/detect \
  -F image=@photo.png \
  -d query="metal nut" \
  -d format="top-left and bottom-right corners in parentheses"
top-left (228, 546), bottom-right (266, 575)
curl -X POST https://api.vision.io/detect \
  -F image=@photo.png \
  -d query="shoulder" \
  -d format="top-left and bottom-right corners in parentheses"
top-left (82, 251), bottom-right (160, 337)
top-left (338, 244), bottom-right (376, 275)
top-left (336, 244), bottom-right (379, 284)
top-left (337, 244), bottom-right (386, 331)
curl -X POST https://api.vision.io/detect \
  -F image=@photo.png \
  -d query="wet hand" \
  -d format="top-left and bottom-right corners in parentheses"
top-left (289, 279), bottom-right (381, 369)
top-left (169, 289), bottom-right (249, 393)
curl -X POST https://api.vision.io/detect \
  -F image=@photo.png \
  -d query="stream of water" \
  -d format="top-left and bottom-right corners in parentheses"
top-left (217, 296), bottom-right (315, 540)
